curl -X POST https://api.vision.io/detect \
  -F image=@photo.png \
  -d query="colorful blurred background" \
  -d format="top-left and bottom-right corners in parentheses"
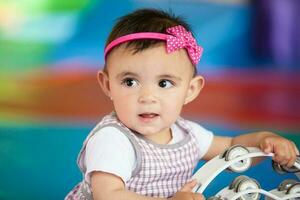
top-left (0, 0), bottom-right (299, 199)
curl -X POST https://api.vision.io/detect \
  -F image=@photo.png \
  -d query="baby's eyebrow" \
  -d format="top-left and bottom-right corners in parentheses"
top-left (116, 71), bottom-right (139, 79)
top-left (158, 74), bottom-right (182, 81)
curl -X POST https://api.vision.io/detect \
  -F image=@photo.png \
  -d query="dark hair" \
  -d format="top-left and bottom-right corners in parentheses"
top-left (104, 8), bottom-right (197, 75)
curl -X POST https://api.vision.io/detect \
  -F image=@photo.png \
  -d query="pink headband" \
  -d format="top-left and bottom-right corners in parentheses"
top-left (104, 25), bottom-right (203, 65)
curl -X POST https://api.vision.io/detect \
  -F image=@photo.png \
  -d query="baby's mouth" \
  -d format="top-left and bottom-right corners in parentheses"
top-left (138, 113), bottom-right (159, 119)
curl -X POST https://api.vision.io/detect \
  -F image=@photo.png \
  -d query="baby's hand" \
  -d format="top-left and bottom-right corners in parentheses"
top-left (169, 180), bottom-right (204, 200)
top-left (259, 134), bottom-right (299, 167)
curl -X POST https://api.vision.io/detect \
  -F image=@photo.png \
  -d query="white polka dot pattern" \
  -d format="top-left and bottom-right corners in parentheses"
top-left (166, 25), bottom-right (203, 65)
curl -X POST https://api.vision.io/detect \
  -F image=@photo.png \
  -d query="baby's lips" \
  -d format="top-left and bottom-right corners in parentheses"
top-left (139, 113), bottom-right (159, 118)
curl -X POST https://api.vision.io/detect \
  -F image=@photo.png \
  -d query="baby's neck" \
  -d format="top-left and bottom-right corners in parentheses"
top-left (144, 128), bottom-right (173, 145)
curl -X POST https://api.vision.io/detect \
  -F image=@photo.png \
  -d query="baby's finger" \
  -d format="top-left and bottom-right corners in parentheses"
top-left (193, 193), bottom-right (205, 200)
top-left (292, 141), bottom-right (299, 155)
top-left (283, 146), bottom-right (293, 166)
top-left (287, 142), bottom-right (297, 167)
top-left (180, 180), bottom-right (197, 192)
top-left (276, 158), bottom-right (289, 166)
top-left (287, 155), bottom-right (296, 168)
top-left (286, 142), bottom-right (296, 167)
top-left (260, 139), bottom-right (273, 153)
top-left (273, 145), bottom-right (290, 165)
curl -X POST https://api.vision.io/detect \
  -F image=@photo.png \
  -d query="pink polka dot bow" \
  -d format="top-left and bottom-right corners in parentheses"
top-left (166, 25), bottom-right (203, 65)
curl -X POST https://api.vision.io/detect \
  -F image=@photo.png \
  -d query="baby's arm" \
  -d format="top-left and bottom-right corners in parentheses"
top-left (91, 171), bottom-right (162, 200)
top-left (203, 131), bottom-right (299, 167)
top-left (91, 171), bottom-right (204, 200)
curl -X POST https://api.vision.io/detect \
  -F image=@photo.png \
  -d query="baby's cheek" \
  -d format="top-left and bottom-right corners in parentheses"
top-left (162, 102), bottom-right (182, 119)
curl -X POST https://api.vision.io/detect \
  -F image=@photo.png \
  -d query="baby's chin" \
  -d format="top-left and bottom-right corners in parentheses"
top-left (135, 126), bottom-right (171, 137)
top-left (131, 126), bottom-right (161, 136)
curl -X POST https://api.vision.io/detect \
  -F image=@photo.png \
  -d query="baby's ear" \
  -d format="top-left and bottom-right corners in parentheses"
top-left (97, 70), bottom-right (111, 97)
top-left (184, 75), bottom-right (204, 105)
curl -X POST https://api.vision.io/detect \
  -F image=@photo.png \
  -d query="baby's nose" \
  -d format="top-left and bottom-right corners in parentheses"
top-left (138, 87), bottom-right (158, 104)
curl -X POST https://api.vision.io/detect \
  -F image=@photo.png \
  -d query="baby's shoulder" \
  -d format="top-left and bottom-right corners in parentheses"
top-left (179, 118), bottom-right (212, 134)
top-left (89, 125), bottom-right (131, 146)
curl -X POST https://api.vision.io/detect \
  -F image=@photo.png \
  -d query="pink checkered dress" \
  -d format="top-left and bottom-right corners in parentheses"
top-left (65, 113), bottom-right (201, 199)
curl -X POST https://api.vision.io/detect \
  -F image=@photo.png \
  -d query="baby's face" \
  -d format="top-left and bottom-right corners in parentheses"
top-left (105, 44), bottom-right (198, 141)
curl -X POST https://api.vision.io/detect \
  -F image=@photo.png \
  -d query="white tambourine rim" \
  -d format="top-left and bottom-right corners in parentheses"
top-left (192, 147), bottom-right (274, 193)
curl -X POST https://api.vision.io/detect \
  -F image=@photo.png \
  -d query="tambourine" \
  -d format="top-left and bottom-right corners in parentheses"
top-left (192, 145), bottom-right (300, 200)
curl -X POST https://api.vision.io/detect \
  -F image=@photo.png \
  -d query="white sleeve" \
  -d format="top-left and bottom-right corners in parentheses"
top-left (84, 126), bottom-right (136, 184)
top-left (187, 121), bottom-right (214, 159)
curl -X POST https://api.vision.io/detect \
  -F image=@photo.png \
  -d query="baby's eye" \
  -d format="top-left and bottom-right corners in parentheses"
top-left (158, 80), bottom-right (174, 88)
top-left (122, 78), bottom-right (138, 87)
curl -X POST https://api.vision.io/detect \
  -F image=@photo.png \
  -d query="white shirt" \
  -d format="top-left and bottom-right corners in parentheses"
top-left (84, 120), bottom-right (214, 184)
